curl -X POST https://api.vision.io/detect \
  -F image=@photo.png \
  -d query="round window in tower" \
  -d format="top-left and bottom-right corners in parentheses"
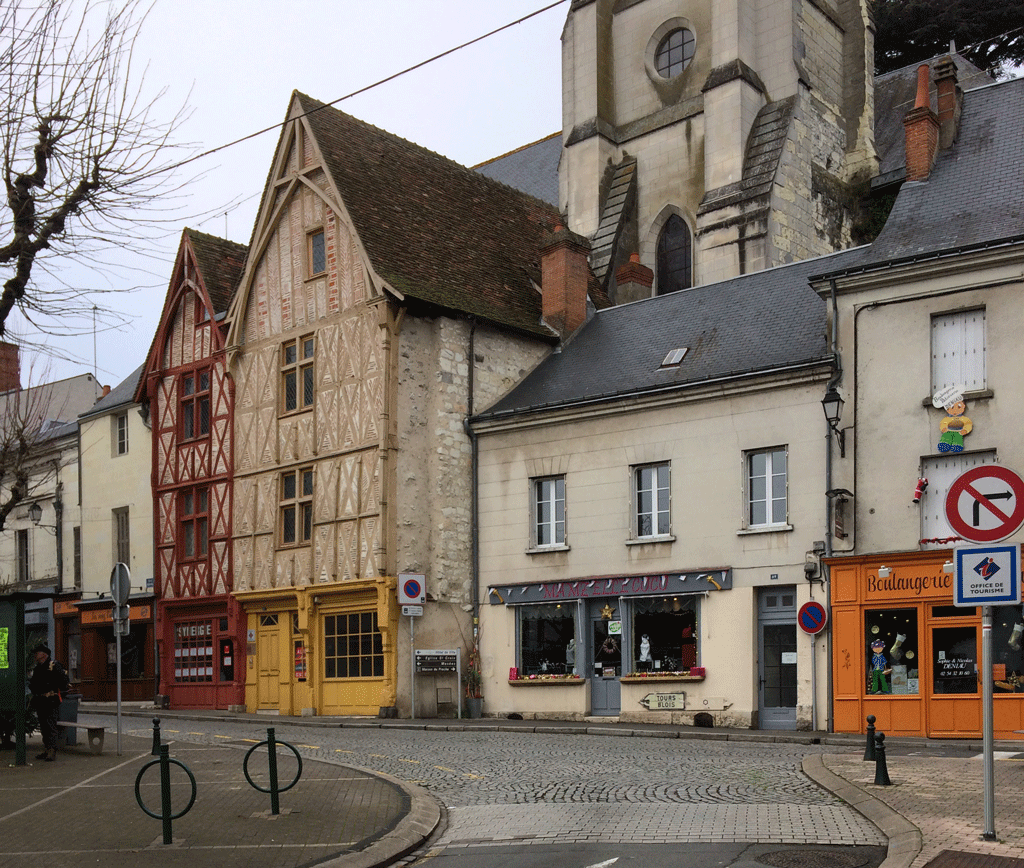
top-left (654, 28), bottom-right (695, 79)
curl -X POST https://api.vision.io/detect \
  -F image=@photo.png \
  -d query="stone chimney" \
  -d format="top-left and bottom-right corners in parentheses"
top-left (903, 64), bottom-right (939, 182)
top-left (934, 56), bottom-right (961, 150)
top-left (614, 253), bottom-right (654, 305)
top-left (541, 223), bottom-right (591, 339)
top-left (0, 341), bottom-right (21, 393)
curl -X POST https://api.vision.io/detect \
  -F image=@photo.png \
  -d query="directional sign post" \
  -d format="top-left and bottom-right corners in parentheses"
top-left (951, 541), bottom-right (1021, 843)
top-left (945, 466), bottom-right (1024, 544)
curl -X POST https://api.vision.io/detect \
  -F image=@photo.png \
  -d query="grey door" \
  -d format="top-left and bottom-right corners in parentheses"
top-left (758, 587), bottom-right (797, 730)
top-left (589, 602), bottom-right (621, 716)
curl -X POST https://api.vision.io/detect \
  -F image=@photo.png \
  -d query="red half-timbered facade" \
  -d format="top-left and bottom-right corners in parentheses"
top-left (137, 229), bottom-right (248, 709)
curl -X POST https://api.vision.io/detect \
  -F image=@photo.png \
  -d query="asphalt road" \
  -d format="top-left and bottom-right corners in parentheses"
top-left (85, 713), bottom-right (888, 868)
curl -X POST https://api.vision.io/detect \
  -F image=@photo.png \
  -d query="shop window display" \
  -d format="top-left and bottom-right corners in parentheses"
top-left (993, 606), bottom-right (1024, 692)
top-left (865, 609), bottom-right (918, 695)
top-left (632, 597), bottom-right (697, 674)
top-left (519, 604), bottom-right (576, 676)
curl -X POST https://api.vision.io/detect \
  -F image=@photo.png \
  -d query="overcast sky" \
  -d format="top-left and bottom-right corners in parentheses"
top-left (14, 0), bottom-right (566, 388)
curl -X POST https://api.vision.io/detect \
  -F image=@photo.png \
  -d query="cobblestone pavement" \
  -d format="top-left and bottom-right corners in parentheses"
top-left (93, 713), bottom-right (886, 855)
top-left (824, 751), bottom-right (1024, 868)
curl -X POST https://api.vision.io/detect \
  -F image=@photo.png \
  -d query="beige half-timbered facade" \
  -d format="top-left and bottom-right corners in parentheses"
top-left (225, 93), bottom-right (580, 717)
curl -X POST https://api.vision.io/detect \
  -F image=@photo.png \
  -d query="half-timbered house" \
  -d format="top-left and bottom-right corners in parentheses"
top-left (136, 229), bottom-right (248, 709)
top-left (224, 92), bottom-right (596, 717)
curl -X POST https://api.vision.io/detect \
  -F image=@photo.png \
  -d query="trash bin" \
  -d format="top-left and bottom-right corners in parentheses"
top-left (58, 693), bottom-right (81, 746)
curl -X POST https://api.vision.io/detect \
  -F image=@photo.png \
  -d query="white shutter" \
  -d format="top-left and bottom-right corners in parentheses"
top-left (920, 451), bottom-right (996, 544)
top-left (931, 309), bottom-right (986, 394)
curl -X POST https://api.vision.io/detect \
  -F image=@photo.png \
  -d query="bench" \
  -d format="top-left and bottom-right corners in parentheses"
top-left (56, 722), bottom-right (106, 755)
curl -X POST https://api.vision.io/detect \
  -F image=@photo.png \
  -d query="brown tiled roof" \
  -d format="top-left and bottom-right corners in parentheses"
top-left (184, 228), bottom-right (248, 316)
top-left (295, 92), bottom-right (568, 337)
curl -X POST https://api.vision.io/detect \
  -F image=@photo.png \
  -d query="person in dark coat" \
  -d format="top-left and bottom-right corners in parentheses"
top-left (28, 645), bottom-right (68, 761)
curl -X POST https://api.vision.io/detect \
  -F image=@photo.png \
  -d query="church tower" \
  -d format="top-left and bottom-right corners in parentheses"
top-left (560, 0), bottom-right (877, 302)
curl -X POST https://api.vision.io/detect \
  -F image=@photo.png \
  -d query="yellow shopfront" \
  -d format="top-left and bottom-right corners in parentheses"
top-left (237, 576), bottom-right (398, 717)
top-left (830, 551), bottom-right (1024, 739)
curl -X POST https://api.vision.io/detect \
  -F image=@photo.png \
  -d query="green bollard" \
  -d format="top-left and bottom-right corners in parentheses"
top-left (152, 718), bottom-right (162, 756)
top-left (267, 727), bottom-right (280, 816)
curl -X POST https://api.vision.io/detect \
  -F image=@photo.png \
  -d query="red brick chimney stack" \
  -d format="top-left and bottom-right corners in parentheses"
top-left (541, 222), bottom-right (591, 339)
top-left (934, 56), bottom-right (961, 150)
top-left (614, 253), bottom-right (655, 305)
top-left (0, 341), bottom-right (21, 393)
top-left (903, 63), bottom-right (939, 182)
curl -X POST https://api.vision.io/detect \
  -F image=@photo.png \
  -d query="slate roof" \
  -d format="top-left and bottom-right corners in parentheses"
top-left (296, 93), bottom-right (567, 338)
top-left (477, 246), bottom-right (868, 419)
top-left (186, 229), bottom-right (247, 315)
top-left (822, 76), bottom-right (1024, 273)
top-left (80, 364), bottom-right (145, 420)
top-left (473, 133), bottom-right (561, 206)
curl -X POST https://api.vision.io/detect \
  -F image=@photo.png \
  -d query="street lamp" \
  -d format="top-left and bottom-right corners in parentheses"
top-left (821, 386), bottom-right (846, 458)
top-left (28, 502), bottom-right (42, 524)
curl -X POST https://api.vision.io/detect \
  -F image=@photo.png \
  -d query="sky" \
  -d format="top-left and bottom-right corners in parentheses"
top-left (12, 0), bottom-right (567, 389)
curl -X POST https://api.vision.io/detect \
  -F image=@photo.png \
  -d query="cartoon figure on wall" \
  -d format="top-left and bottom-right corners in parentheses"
top-left (870, 638), bottom-right (892, 694)
top-left (933, 386), bottom-right (972, 453)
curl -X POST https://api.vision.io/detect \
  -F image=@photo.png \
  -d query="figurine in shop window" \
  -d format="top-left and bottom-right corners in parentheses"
top-left (870, 638), bottom-right (892, 694)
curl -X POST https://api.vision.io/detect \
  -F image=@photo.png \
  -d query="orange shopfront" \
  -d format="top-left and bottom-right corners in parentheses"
top-left (829, 550), bottom-right (1024, 739)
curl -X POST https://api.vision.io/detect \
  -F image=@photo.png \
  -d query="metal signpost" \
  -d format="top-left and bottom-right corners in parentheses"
top-left (110, 562), bottom-right (131, 756)
top-left (797, 601), bottom-right (828, 732)
top-left (946, 466), bottom-right (1024, 841)
top-left (398, 574), bottom-right (425, 719)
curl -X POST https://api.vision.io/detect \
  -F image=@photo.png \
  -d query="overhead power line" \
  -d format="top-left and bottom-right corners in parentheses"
top-left (136, 0), bottom-right (569, 186)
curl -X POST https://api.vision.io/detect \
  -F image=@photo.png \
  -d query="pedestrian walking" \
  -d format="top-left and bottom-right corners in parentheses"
top-left (28, 644), bottom-right (69, 762)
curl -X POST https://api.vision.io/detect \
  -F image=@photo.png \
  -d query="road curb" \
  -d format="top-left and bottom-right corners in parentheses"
top-left (802, 753), bottom-right (922, 868)
top-left (325, 772), bottom-right (441, 868)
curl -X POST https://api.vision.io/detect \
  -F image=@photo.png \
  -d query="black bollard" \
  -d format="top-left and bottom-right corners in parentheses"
top-left (863, 714), bottom-right (876, 761)
top-left (873, 731), bottom-right (891, 786)
top-left (151, 718), bottom-right (162, 756)
top-left (267, 727), bottom-right (280, 816)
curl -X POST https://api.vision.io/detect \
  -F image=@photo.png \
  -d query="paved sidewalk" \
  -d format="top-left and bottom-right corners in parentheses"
top-left (0, 728), bottom-right (439, 868)
top-left (5, 704), bottom-right (1024, 868)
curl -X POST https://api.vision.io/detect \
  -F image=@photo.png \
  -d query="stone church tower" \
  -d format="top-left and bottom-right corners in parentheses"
top-left (560, 0), bottom-right (877, 302)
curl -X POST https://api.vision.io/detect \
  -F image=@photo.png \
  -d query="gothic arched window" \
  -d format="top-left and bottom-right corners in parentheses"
top-left (656, 214), bottom-right (692, 295)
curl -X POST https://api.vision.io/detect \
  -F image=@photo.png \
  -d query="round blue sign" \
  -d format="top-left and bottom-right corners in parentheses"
top-left (403, 578), bottom-right (422, 599)
top-left (798, 601), bottom-right (828, 635)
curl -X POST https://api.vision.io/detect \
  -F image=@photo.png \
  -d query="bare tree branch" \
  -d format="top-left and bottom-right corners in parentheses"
top-left (0, 0), bottom-right (194, 338)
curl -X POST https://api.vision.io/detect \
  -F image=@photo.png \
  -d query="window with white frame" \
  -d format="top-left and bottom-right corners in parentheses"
top-left (920, 451), bottom-right (996, 543)
top-left (114, 412), bottom-right (129, 455)
top-left (532, 476), bottom-right (565, 547)
top-left (932, 309), bottom-right (986, 394)
top-left (634, 462), bottom-right (671, 538)
top-left (746, 447), bottom-right (788, 528)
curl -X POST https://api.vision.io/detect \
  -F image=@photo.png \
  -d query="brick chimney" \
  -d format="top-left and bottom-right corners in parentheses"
top-left (541, 223), bottom-right (591, 338)
top-left (934, 55), bottom-right (961, 150)
top-left (0, 341), bottom-right (21, 393)
top-left (614, 253), bottom-right (654, 305)
top-left (903, 64), bottom-right (939, 182)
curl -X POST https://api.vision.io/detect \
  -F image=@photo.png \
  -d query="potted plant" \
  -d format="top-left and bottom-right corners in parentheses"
top-left (463, 646), bottom-right (483, 718)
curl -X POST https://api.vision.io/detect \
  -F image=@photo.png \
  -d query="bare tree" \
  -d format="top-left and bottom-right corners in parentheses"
top-left (0, 0), bottom-right (192, 342)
